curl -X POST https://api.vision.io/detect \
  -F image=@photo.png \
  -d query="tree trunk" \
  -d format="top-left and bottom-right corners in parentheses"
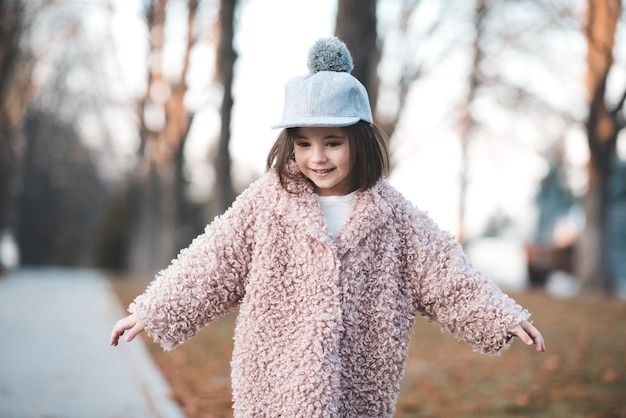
top-left (0, 0), bottom-right (33, 270)
top-left (213, 0), bottom-right (237, 215)
top-left (127, 0), bottom-right (199, 277)
top-left (577, 0), bottom-right (621, 294)
top-left (577, 152), bottom-right (613, 293)
top-left (335, 0), bottom-right (380, 112)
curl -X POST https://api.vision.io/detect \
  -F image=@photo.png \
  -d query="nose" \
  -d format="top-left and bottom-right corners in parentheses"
top-left (311, 144), bottom-right (327, 163)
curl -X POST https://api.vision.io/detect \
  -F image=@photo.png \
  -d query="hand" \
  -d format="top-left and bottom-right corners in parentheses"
top-left (110, 313), bottom-right (146, 346)
top-left (510, 320), bottom-right (546, 352)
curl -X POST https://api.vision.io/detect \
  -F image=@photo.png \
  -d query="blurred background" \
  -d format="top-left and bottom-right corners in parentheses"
top-left (0, 0), bottom-right (625, 297)
top-left (2, 1), bottom-right (626, 417)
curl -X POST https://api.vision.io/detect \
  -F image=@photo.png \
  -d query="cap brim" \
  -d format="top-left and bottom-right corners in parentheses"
top-left (271, 116), bottom-right (361, 129)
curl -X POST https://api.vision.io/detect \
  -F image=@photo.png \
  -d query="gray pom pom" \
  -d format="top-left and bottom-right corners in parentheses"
top-left (307, 37), bottom-right (354, 74)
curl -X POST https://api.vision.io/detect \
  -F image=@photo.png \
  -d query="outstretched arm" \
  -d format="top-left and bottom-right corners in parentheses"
top-left (510, 320), bottom-right (546, 352)
top-left (110, 313), bottom-right (146, 346)
top-left (404, 204), bottom-right (545, 355)
top-left (116, 176), bottom-right (269, 351)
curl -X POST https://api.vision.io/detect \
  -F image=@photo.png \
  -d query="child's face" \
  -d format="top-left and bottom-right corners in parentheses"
top-left (293, 126), bottom-right (353, 196)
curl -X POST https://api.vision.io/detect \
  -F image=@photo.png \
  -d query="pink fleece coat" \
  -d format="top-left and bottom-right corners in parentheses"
top-left (130, 168), bottom-right (530, 417)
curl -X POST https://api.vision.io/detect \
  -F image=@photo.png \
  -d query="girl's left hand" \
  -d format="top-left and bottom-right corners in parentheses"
top-left (510, 320), bottom-right (546, 352)
top-left (110, 313), bottom-right (146, 346)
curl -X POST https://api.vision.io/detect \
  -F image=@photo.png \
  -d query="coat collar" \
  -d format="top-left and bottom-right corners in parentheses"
top-left (336, 181), bottom-right (392, 257)
top-left (279, 166), bottom-right (392, 257)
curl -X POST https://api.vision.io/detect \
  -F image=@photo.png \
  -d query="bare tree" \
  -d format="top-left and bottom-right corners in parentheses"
top-left (376, 0), bottom-right (434, 141)
top-left (455, 0), bottom-right (487, 245)
top-left (128, 0), bottom-right (200, 275)
top-left (0, 0), bottom-right (136, 269)
top-left (0, 0), bottom-right (36, 269)
top-left (576, 0), bottom-right (623, 294)
top-left (212, 0), bottom-right (237, 214)
top-left (336, 0), bottom-right (437, 144)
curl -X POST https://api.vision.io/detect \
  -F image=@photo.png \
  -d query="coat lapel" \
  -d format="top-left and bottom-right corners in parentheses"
top-left (283, 174), bottom-right (334, 245)
top-left (336, 181), bottom-right (392, 257)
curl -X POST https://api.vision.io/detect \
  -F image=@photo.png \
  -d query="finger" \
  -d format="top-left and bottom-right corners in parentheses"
top-left (110, 317), bottom-right (132, 346)
top-left (522, 322), bottom-right (546, 352)
top-left (516, 327), bottom-right (534, 346)
top-left (125, 319), bottom-right (146, 342)
top-left (110, 325), bottom-right (122, 346)
top-left (110, 328), bottom-right (123, 346)
top-left (125, 325), bottom-right (141, 342)
top-left (529, 329), bottom-right (546, 352)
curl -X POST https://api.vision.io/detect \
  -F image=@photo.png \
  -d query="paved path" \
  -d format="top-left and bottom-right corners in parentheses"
top-left (0, 268), bottom-right (186, 418)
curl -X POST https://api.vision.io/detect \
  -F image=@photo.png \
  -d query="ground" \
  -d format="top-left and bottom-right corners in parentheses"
top-left (112, 280), bottom-right (626, 418)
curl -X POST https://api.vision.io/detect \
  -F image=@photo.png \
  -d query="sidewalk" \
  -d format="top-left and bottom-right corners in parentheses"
top-left (0, 268), bottom-right (186, 418)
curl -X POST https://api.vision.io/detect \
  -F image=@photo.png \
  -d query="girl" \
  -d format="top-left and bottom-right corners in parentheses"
top-left (111, 37), bottom-right (545, 417)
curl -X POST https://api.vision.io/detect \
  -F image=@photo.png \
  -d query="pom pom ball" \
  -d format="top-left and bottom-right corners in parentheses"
top-left (306, 37), bottom-right (354, 74)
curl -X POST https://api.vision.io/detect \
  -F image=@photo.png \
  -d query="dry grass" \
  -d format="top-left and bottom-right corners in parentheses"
top-left (111, 278), bottom-right (626, 418)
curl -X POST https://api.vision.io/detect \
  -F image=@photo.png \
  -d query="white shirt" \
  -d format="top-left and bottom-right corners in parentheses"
top-left (318, 191), bottom-right (357, 240)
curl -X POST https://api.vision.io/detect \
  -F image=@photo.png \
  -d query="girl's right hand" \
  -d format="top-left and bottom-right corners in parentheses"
top-left (510, 320), bottom-right (546, 352)
top-left (110, 313), bottom-right (146, 346)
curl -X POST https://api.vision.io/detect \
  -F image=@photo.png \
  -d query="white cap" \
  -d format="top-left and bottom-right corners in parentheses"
top-left (271, 37), bottom-right (373, 129)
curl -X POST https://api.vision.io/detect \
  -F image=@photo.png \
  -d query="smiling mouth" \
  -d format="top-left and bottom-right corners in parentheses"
top-left (311, 168), bottom-right (334, 175)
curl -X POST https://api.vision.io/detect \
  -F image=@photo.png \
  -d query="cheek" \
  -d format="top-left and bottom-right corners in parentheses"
top-left (339, 152), bottom-right (351, 171)
top-left (293, 151), bottom-right (306, 170)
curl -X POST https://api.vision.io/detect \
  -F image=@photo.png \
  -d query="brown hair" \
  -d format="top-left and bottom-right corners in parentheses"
top-left (266, 121), bottom-right (390, 192)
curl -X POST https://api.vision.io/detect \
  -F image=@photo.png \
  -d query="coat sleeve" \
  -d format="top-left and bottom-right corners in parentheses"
top-left (128, 177), bottom-right (265, 351)
top-left (406, 210), bottom-right (530, 356)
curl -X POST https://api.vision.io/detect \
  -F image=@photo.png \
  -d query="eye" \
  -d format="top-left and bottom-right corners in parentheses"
top-left (325, 136), bottom-right (347, 148)
top-left (294, 141), bottom-right (310, 148)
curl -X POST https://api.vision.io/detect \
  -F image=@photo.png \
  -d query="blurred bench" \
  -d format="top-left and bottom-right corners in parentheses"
top-left (525, 242), bottom-right (574, 288)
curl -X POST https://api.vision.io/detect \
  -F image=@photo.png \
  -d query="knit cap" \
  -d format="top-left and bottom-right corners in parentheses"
top-left (271, 37), bottom-right (373, 129)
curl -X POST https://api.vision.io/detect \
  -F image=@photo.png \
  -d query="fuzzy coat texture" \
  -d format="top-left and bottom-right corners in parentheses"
top-left (130, 167), bottom-right (530, 417)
